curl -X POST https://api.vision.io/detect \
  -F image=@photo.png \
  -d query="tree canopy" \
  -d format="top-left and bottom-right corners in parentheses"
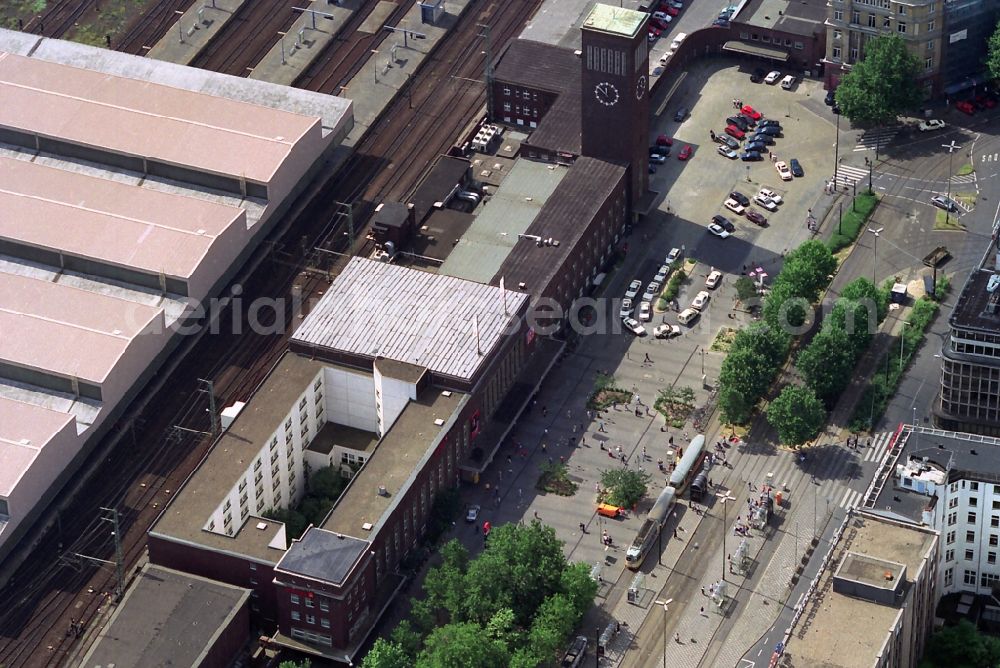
top-left (767, 386), bottom-right (826, 445)
top-left (364, 522), bottom-right (597, 668)
top-left (797, 327), bottom-right (856, 406)
top-left (921, 619), bottom-right (1000, 668)
top-left (988, 21), bottom-right (1000, 81)
top-left (600, 467), bottom-right (652, 509)
top-left (835, 34), bottom-right (923, 126)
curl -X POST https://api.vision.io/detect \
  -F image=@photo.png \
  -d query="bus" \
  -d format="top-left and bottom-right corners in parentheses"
top-left (626, 486), bottom-right (677, 570)
top-left (669, 434), bottom-right (707, 492)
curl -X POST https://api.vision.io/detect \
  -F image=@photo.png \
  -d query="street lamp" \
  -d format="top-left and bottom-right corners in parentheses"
top-left (900, 321), bottom-right (911, 368)
top-left (867, 227), bottom-right (883, 285)
top-left (942, 140), bottom-right (961, 226)
top-left (655, 598), bottom-right (673, 666)
top-left (833, 110), bottom-right (841, 191)
top-left (716, 490), bottom-right (736, 581)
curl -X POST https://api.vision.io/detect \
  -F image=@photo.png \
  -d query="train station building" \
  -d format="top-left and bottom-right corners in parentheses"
top-left (0, 29), bottom-right (352, 567)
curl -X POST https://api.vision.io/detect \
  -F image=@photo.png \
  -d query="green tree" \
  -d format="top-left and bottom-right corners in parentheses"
top-left (988, 21), bottom-right (1000, 80)
top-left (829, 277), bottom-right (887, 359)
top-left (719, 346), bottom-right (775, 406)
top-left (525, 594), bottom-right (578, 667)
top-left (390, 620), bottom-right (423, 659)
top-left (763, 282), bottom-right (809, 331)
top-left (463, 522), bottom-right (569, 627)
top-left (782, 240), bottom-right (837, 302)
top-left (731, 323), bottom-right (790, 368)
top-left (719, 386), bottom-right (752, 425)
top-left (362, 639), bottom-right (410, 668)
top-left (839, 277), bottom-right (887, 322)
top-left (559, 562), bottom-right (599, 619)
top-left (422, 539), bottom-right (470, 624)
top-left (922, 619), bottom-right (1000, 668)
top-left (279, 661), bottom-right (311, 668)
top-left (767, 386), bottom-right (826, 445)
top-left (734, 276), bottom-right (759, 303)
top-left (797, 327), bottom-right (856, 405)
top-left (263, 507), bottom-right (309, 540)
top-left (835, 34), bottom-right (923, 127)
top-left (599, 468), bottom-right (652, 509)
top-left (308, 465), bottom-right (346, 501)
top-left (416, 622), bottom-right (510, 668)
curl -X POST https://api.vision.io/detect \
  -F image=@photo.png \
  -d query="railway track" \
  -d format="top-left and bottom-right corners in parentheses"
top-left (0, 0), bottom-right (541, 665)
top-left (18, 0), bottom-right (93, 37)
top-left (187, 0), bottom-right (307, 76)
top-left (114, 0), bottom-right (195, 55)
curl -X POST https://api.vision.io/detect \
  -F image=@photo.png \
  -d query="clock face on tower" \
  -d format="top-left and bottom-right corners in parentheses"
top-left (636, 75), bottom-right (647, 100)
top-left (594, 81), bottom-right (619, 107)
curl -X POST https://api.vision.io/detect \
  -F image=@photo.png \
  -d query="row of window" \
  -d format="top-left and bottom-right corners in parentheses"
top-left (738, 32), bottom-right (804, 50)
top-left (501, 86), bottom-right (538, 102)
top-left (502, 103), bottom-right (540, 118)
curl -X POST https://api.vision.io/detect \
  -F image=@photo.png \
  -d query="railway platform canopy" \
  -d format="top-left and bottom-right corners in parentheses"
top-left (0, 28), bottom-right (351, 566)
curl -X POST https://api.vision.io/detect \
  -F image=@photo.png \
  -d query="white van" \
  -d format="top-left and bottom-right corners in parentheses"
top-left (677, 308), bottom-right (700, 326)
top-left (780, 75), bottom-right (796, 90)
top-left (670, 32), bottom-right (687, 51)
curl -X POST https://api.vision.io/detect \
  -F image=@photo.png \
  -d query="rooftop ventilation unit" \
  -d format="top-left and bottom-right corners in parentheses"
top-left (988, 274), bottom-right (1000, 293)
top-left (377, 485), bottom-right (388, 497)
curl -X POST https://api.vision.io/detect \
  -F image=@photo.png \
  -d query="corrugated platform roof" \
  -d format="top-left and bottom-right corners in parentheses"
top-left (292, 258), bottom-right (527, 382)
top-left (0, 396), bottom-right (76, 495)
top-left (0, 157), bottom-right (245, 282)
top-left (0, 51), bottom-right (319, 184)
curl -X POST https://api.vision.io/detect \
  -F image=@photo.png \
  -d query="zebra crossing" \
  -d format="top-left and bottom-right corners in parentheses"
top-left (753, 431), bottom-right (896, 512)
top-left (853, 127), bottom-right (899, 152)
top-left (831, 164), bottom-right (869, 190)
top-left (951, 173), bottom-right (977, 185)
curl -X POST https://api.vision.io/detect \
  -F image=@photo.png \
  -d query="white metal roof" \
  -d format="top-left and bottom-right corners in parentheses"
top-left (292, 258), bottom-right (527, 381)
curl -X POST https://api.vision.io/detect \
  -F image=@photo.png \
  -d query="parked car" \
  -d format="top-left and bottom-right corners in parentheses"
top-left (955, 100), bottom-right (976, 115)
top-left (670, 32), bottom-right (687, 50)
top-left (780, 75), bottom-right (796, 90)
top-left (656, 134), bottom-right (674, 146)
top-left (724, 197), bottom-right (745, 215)
top-left (931, 195), bottom-right (958, 212)
top-left (754, 193), bottom-right (779, 211)
top-left (729, 191), bottom-right (751, 207)
top-left (975, 94), bottom-right (997, 109)
top-left (757, 119), bottom-right (781, 129)
top-left (745, 209), bottom-right (768, 226)
top-left (824, 89), bottom-right (837, 106)
top-left (625, 279), bottom-right (642, 299)
top-left (639, 301), bottom-right (652, 321)
top-left (756, 125), bottom-right (780, 137)
top-left (725, 125), bottom-right (745, 140)
top-left (650, 153), bottom-right (667, 164)
top-left (745, 141), bottom-right (768, 154)
top-left (644, 281), bottom-right (661, 300)
top-left (705, 270), bottom-right (723, 289)
top-left (673, 107), bottom-right (688, 122)
top-left (726, 115), bottom-right (751, 131)
top-left (740, 104), bottom-right (763, 120)
top-left (666, 247), bottom-right (682, 264)
top-left (789, 158), bottom-right (804, 177)
top-left (654, 264), bottom-right (671, 283)
top-left (619, 298), bottom-right (633, 318)
top-left (918, 119), bottom-right (946, 132)
top-left (654, 323), bottom-right (682, 338)
top-left (711, 214), bottom-right (736, 232)
top-left (764, 70), bottom-right (782, 85)
top-left (622, 316), bottom-right (646, 336)
top-left (707, 223), bottom-right (731, 238)
top-left (678, 145), bottom-right (693, 160)
top-left (677, 307), bottom-right (701, 325)
top-left (750, 67), bottom-right (766, 83)
top-left (750, 133), bottom-right (775, 145)
top-left (653, 10), bottom-right (670, 20)
top-left (466, 504), bottom-right (481, 522)
top-left (717, 146), bottom-right (738, 159)
top-left (775, 161), bottom-right (793, 181)
top-left (740, 150), bottom-right (762, 161)
top-left (648, 165), bottom-right (657, 174)
top-left (664, 5), bottom-right (680, 15)
top-left (715, 134), bottom-right (740, 149)
top-left (651, 17), bottom-right (670, 29)
top-left (691, 290), bottom-right (711, 310)
top-left (757, 187), bottom-right (783, 204)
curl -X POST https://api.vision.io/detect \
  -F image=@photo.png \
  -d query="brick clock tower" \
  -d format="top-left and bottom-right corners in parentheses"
top-left (580, 4), bottom-right (650, 206)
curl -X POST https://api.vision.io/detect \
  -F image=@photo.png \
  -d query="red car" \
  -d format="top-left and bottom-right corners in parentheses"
top-left (651, 17), bottom-right (670, 29)
top-left (725, 125), bottom-right (745, 140)
top-left (741, 104), bottom-right (763, 121)
top-left (665, 6), bottom-right (680, 15)
top-left (656, 134), bottom-right (674, 146)
top-left (975, 94), bottom-right (997, 109)
top-left (678, 145), bottom-right (693, 160)
top-left (955, 100), bottom-right (976, 115)
top-left (648, 25), bottom-right (662, 37)
top-left (746, 209), bottom-right (768, 226)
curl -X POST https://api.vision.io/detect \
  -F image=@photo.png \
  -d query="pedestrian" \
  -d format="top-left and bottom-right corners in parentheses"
top-left (542, 405), bottom-right (548, 416)
top-left (579, 522), bottom-right (587, 533)
top-left (599, 421), bottom-right (607, 433)
top-left (866, 438), bottom-right (872, 448)
top-left (701, 586), bottom-right (706, 596)
top-left (642, 446), bottom-right (647, 459)
top-left (675, 632), bottom-right (681, 643)
top-left (700, 606), bottom-right (705, 616)
top-left (600, 442), bottom-right (606, 450)
top-left (620, 454), bottom-right (627, 464)
top-left (669, 436), bottom-right (674, 446)
top-left (541, 442), bottom-right (547, 453)
top-left (534, 510), bottom-right (539, 519)
top-left (674, 528), bottom-right (679, 539)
